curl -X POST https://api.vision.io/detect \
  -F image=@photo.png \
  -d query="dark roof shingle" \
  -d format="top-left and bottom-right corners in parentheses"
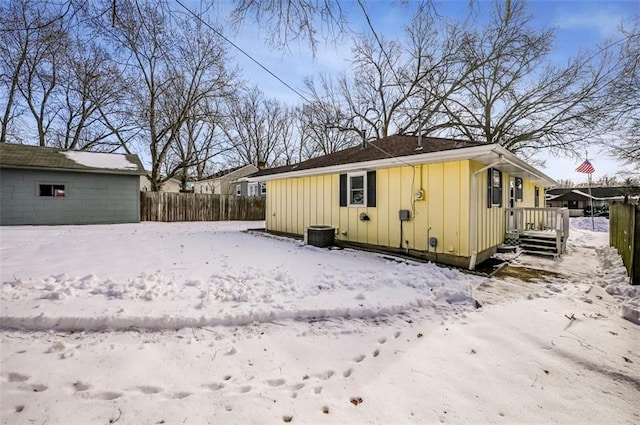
top-left (253, 135), bottom-right (483, 177)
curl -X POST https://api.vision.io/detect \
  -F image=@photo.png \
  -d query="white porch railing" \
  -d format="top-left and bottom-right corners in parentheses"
top-left (505, 207), bottom-right (570, 255)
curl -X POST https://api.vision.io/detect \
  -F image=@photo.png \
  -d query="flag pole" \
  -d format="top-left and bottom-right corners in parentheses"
top-left (586, 151), bottom-right (594, 231)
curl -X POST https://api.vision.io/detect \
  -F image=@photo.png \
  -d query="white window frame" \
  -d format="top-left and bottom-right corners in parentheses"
top-left (235, 184), bottom-right (241, 196)
top-left (347, 172), bottom-right (366, 207)
top-left (260, 182), bottom-right (266, 195)
top-left (248, 182), bottom-right (258, 197)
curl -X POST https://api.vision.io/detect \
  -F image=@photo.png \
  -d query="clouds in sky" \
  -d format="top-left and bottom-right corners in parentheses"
top-left (552, 2), bottom-right (631, 37)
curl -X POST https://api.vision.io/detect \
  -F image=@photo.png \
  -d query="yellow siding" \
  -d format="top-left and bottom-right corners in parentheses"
top-left (470, 161), bottom-right (546, 254)
top-left (265, 160), bottom-right (547, 262)
top-left (265, 159), bottom-right (473, 258)
top-left (386, 168), bottom-right (402, 247)
top-left (377, 169), bottom-right (390, 246)
top-left (470, 161), bottom-right (504, 253)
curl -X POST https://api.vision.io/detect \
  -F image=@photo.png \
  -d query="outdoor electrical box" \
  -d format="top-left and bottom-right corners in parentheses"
top-left (429, 237), bottom-right (438, 248)
top-left (399, 209), bottom-right (411, 221)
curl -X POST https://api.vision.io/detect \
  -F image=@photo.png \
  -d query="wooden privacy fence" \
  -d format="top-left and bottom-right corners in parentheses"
top-left (140, 192), bottom-right (265, 222)
top-left (610, 201), bottom-right (640, 284)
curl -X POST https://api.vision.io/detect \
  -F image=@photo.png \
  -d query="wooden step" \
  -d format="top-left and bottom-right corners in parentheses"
top-left (520, 238), bottom-right (558, 246)
top-left (521, 242), bottom-right (558, 249)
top-left (521, 249), bottom-right (558, 257)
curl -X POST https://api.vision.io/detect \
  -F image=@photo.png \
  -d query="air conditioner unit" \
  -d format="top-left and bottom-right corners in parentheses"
top-left (414, 189), bottom-right (425, 201)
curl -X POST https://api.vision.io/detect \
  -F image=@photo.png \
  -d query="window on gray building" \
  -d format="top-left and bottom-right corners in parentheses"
top-left (39, 184), bottom-right (66, 197)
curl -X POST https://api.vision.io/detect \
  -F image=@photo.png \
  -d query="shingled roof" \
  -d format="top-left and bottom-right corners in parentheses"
top-left (0, 143), bottom-right (145, 175)
top-left (253, 135), bottom-right (484, 178)
top-left (547, 186), bottom-right (640, 200)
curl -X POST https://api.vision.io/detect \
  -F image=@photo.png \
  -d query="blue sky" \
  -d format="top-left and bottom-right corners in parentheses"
top-left (181, 0), bottom-right (638, 182)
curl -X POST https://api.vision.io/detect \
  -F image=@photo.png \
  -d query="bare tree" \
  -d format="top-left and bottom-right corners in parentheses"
top-left (440, 1), bottom-right (616, 156)
top-left (299, 78), bottom-right (357, 156)
top-left (229, 0), bottom-right (349, 56)
top-left (1, 0), bottom-right (131, 151)
top-left (302, 0), bottom-right (618, 162)
top-left (605, 20), bottom-right (640, 167)
top-left (168, 99), bottom-right (234, 190)
top-left (222, 86), bottom-right (292, 167)
top-left (302, 3), bottom-right (475, 142)
top-left (0, 0), bottom-right (75, 146)
top-left (93, 0), bottom-right (236, 191)
top-left (51, 37), bottom-right (125, 151)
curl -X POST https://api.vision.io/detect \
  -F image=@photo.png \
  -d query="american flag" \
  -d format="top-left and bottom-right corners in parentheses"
top-left (576, 159), bottom-right (595, 174)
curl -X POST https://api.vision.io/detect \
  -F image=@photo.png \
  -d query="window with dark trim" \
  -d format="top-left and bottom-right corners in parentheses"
top-left (260, 182), bottom-right (266, 195)
top-left (535, 186), bottom-right (540, 207)
top-left (39, 184), bottom-right (65, 197)
top-left (340, 171), bottom-right (376, 207)
top-left (487, 168), bottom-right (502, 207)
top-left (515, 177), bottom-right (523, 202)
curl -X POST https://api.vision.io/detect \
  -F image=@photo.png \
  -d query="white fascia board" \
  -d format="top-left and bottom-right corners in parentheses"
top-left (250, 144), bottom-right (500, 182)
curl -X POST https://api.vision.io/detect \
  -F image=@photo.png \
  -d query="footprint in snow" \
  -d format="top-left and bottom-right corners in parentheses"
top-left (72, 381), bottom-right (91, 391)
top-left (394, 331), bottom-right (402, 339)
top-left (318, 370), bottom-right (334, 380)
top-left (353, 354), bottom-right (366, 363)
top-left (168, 391), bottom-right (191, 399)
top-left (266, 379), bottom-right (286, 387)
top-left (136, 385), bottom-right (163, 394)
top-left (7, 372), bottom-right (30, 383)
top-left (225, 347), bottom-right (237, 355)
top-left (373, 349), bottom-right (380, 358)
top-left (343, 368), bottom-right (353, 378)
top-left (203, 383), bottom-right (224, 391)
top-left (313, 386), bottom-right (323, 395)
top-left (378, 337), bottom-right (387, 344)
top-left (19, 384), bottom-right (48, 393)
top-left (237, 385), bottom-right (251, 393)
top-left (89, 391), bottom-right (122, 400)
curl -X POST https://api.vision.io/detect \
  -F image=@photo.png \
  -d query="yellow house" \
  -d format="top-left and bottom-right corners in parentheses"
top-left (252, 135), bottom-right (562, 270)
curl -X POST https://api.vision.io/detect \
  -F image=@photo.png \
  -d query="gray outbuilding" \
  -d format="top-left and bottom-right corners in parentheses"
top-left (0, 143), bottom-right (145, 225)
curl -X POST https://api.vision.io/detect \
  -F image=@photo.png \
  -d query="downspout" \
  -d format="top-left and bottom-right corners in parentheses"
top-left (469, 153), bottom-right (504, 270)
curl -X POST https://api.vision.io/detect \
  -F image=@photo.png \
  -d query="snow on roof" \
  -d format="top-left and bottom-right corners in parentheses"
top-left (62, 151), bottom-right (139, 171)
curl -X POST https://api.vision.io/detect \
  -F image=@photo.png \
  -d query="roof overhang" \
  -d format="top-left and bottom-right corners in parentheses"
top-left (251, 144), bottom-right (557, 186)
top-left (0, 164), bottom-right (145, 176)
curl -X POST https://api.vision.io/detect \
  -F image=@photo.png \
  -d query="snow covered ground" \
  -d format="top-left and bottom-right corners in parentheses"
top-left (1, 218), bottom-right (638, 424)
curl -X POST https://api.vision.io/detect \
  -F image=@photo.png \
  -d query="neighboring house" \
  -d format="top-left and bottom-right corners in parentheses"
top-left (251, 135), bottom-right (557, 269)
top-left (233, 178), bottom-right (267, 197)
top-left (140, 175), bottom-right (183, 193)
top-left (0, 143), bottom-right (144, 225)
top-left (546, 187), bottom-right (640, 216)
top-left (193, 164), bottom-right (259, 195)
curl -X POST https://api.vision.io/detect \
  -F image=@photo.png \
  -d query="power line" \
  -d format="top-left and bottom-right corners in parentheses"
top-left (174, 0), bottom-right (312, 104)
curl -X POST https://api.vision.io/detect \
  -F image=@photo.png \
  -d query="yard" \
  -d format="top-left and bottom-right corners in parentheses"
top-left (1, 219), bottom-right (638, 424)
